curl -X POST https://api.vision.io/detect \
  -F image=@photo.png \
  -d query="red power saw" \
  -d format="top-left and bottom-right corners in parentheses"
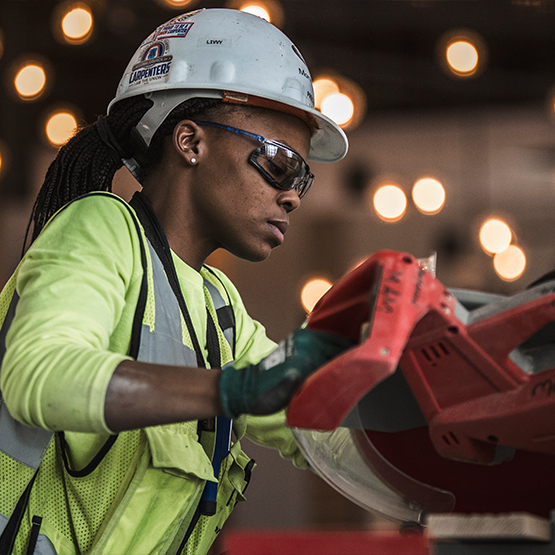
top-left (287, 250), bottom-right (555, 521)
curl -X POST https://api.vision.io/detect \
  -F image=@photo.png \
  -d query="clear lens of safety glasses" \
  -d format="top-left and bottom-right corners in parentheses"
top-left (192, 121), bottom-right (314, 199)
top-left (249, 141), bottom-right (314, 199)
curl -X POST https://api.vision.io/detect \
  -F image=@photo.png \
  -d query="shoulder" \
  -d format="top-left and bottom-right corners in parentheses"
top-left (34, 192), bottom-right (144, 255)
top-left (20, 193), bottom-right (146, 291)
top-left (46, 192), bottom-right (140, 233)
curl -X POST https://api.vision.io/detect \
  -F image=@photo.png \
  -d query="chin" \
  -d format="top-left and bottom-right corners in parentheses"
top-left (230, 243), bottom-right (275, 263)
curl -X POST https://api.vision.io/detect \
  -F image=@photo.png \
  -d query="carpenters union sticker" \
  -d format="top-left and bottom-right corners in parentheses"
top-left (129, 40), bottom-right (173, 87)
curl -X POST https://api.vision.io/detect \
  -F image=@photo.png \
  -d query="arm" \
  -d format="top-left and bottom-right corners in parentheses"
top-left (3, 196), bottom-right (151, 433)
top-left (104, 360), bottom-right (222, 432)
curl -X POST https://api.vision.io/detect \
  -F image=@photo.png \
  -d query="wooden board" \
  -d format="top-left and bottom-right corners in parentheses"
top-left (426, 512), bottom-right (552, 542)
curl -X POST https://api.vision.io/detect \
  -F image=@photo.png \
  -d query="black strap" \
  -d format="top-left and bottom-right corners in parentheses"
top-left (216, 306), bottom-right (235, 334)
top-left (59, 432), bottom-right (118, 478)
top-left (129, 192), bottom-right (213, 368)
top-left (203, 265), bottom-right (236, 358)
top-left (175, 507), bottom-right (202, 555)
top-left (129, 216), bottom-right (149, 360)
top-left (26, 516), bottom-right (42, 554)
top-left (0, 471), bottom-right (38, 553)
top-left (205, 309), bottom-right (221, 369)
top-left (129, 192), bottom-right (226, 547)
top-left (128, 192), bottom-right (240, 550)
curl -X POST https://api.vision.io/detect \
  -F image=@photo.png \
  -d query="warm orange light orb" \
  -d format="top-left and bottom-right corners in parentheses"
top-left (14, 63), bottom-right (46, 99)
top-left (45, 111), bottom-right (78, 146)
top-left (412, 177), bottom-right (446, 214)
top-left (240, 4), bottom-right (271, 21)
top-left (320, 92), bottom-right (355, 126)
top-left (373, 185), bottom-right (407, 222)
top-left (493, 245), bottom-right (526, 281)
top-left (479, 218), bottom-right (512, 254)
top-left (446, 40), bottom-right (479, 74)
top-left (61, 6), bottom-right (93, 43)
top-left (301, 278), bottom-right (332, 313)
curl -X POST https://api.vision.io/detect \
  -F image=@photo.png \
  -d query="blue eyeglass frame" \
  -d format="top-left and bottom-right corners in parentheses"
top-left (193, 120), bottom-right (314, 199)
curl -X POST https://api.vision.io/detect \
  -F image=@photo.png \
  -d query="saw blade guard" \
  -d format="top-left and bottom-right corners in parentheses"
top-left (291, 401), bottom-right (455, 524)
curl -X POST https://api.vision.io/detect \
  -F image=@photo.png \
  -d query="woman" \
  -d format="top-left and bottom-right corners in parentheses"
top-left (0, 8), bottom-right (350, 555)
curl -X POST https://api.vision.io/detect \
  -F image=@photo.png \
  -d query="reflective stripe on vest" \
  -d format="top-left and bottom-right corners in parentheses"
top-left (0, 293), bottom-right (53, 470)
top-left (140, 242), bottom-right (197, 366)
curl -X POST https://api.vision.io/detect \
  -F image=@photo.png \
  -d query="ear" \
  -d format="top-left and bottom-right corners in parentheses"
top-left (172, 120), bottom-right (206, 166)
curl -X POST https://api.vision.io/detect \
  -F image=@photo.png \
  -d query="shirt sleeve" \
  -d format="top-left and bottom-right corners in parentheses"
top-left (2, 195), bottom-right (143, 434)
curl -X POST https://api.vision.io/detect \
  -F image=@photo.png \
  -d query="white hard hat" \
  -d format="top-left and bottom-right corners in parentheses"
top-left (108, 8), bottom-right (348, 163)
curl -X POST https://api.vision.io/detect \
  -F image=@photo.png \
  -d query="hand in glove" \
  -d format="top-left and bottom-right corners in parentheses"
top-left (219, 328), bottom-right (354, 419)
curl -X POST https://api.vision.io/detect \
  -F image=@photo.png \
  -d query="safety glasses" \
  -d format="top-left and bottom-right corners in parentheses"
top-left (194, 121), bottom-right (314, 199)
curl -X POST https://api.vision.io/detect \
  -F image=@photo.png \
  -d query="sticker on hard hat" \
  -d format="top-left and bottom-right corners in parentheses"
top-left (129, 39), bottom-right (173, 88)
top-left (140, 19), bottom-right (194, 47)
top-left (141, 41), bottom-right (169, 62)
top-left (155, 22), bottom-right (194, 40)
top-left (128, 60), bottom-right (172, 87)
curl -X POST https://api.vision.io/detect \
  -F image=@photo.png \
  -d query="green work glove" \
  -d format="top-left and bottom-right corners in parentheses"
top-left (219, 328), bottom-right (354, 419)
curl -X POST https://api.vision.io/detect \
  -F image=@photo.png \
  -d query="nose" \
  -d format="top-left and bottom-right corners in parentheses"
top-left (277, 188), bottom-right (301, 213)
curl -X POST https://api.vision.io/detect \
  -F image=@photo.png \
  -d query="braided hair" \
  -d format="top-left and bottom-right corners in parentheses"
top-left (24, 95), bottom-right (223, 251)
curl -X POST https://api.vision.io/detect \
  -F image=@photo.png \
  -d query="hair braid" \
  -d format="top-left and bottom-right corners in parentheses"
top-left (24, 96), bottom-right (153, 248)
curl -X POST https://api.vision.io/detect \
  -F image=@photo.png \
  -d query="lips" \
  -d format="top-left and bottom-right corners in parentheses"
top-left (267, 219), bottom-right (288, 245)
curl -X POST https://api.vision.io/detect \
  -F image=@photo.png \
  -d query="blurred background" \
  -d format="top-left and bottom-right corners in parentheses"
top-left (2, 0), bottom-right (555, 534)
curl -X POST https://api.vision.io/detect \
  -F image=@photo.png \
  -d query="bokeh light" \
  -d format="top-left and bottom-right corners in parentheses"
top-left (321, 92), bottom-right (355, 126)
top-left (45, 111), bottom-right (78, 146)
top-left (479, 218), bottom-right (512, 254)
top-left (313, 78), bottom-right (340, 108)
top-left (373, 184), bottom-right (407, 222)
top-left (241, 4), bottom-right (271, 20)
top-left (61, 5), bottom-right (93, 44)
top-left (312, 72), bottom-right (366, 130)
top-left (493, 245), bottom-right (526, 281)
top-left (224, 0), bottom-right (284, 27)
top-left (412, 177), bottom-right (446, 214)
top-left (301, 278), bottom-right (332, 314)
top-left (155, 0), bottom-right (199, 8)
top-left (14, 63), bottom-right (46, 100)
top-left (446, 41), bottom-right (479, 74)
top-left (438, 29), bottom-right (487, 78)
